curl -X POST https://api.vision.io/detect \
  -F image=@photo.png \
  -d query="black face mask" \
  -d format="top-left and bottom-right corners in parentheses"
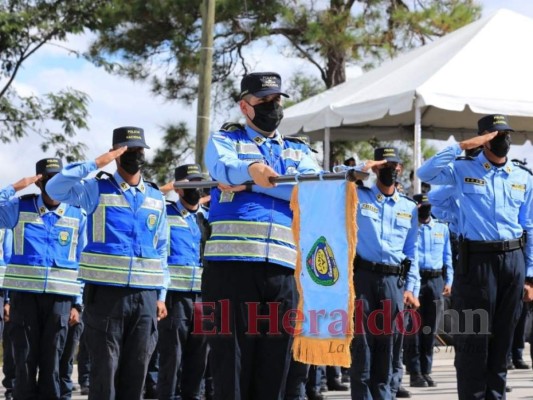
top-left (120, 151), bottom-right (145, 174)
top-left (418, 205), bottom-right (432, 221)
top-left (489, 133), bottom-right (511, 157)
top-left (250, 101), bottom-right (284, 133)
top-left (182, 188), bottom-right (201, 206)
top-left (377, 167), bottom-right (398, 187)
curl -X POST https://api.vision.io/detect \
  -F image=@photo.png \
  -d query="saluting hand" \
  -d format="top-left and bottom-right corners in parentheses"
top-left (159, 181), bottom-right (175, 195)
top-left (248, 163), bottom-right (278, 188)
top-left (157, 300), bottom-right (168, 321)
top-left (95, 146), bottom-right (128, 169)
top-left (459, 131), bottom-right (498, 151)
top-left (360, 159), bottom-right (387, 172)
top-left (12, 174), bottom-right (42, 192)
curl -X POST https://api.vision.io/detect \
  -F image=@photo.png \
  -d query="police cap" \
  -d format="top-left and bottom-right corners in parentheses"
top-left (174, 164), bottom-right (204, 181)
top-left (36, 158), bottom-right (62, 176)
top-left (413, 193), bottom-right (430, 206)
top-left (477, 115), bottom-right (514, 135)
top-left (374, 147), bottom-right (401, 163)
top-left (112, 126), bottom-right (150, 149)
top-left (240, 72), bottom-right (289, 99)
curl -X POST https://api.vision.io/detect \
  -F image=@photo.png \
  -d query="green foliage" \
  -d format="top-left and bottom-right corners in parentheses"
top-left (0, 0), bottom-right (104, 161)
top-left (142, 122), bottom-right (195, 186)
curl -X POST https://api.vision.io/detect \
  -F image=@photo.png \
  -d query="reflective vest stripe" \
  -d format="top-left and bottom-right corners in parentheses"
top-left (210, 221), bottom-right (294, 245)
top-left (236, 142), bottom-right (262, 155)
top-left (0, 230), bottom-right (5, 261)
top-left (281, 148), bottom-right (303, 161)
top-left (204, 240), bottom-right (297, 265)
top-left (3, 264), bottom-right (81, 296)
top-left (80, 253), bottom-right (162, 271)
top-left (167, 216), bottom-right (188, 227)
top-left (79, 266), bottom-right (164, 287)
top-left (0, 265), bottom-right (5, 286)
top-left (13, 212), bottom-right (44, 255)
top-left (168, 265), bottom-right (202, 291)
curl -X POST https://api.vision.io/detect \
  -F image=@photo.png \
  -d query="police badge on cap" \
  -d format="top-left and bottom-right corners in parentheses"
top-left (174, 164), bottom-right (204, 181)
top-left (239, 72), bottom-right (289, 99)
top-left (477, 115), bottom-right (514, 135)
top-left (36, 158), bottom-right (63, 175)
top-left (374, 147), bottom-right (401, 163)
top-left (112, 126), bottom-right (150, 149)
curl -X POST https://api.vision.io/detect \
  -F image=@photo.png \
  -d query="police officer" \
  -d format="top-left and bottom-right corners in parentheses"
top-left (202, 71), bottom-right (321, 400)
top-left (404, 194), bottom-right (452, 388)
top-left (417, 115), bottom-right (533, 399)
top-left (351, 147), bottom-right (419, 400)
top-left (0, 158), bottom-right (86, 400)
top-left (156, 163), bottom-right (209, 400)
top-left (0, 228), bottom-right (13, 400)
top-left (46, 127), bottom-right (169, 400)
top-left (0, 228), bottom-right (12, 337)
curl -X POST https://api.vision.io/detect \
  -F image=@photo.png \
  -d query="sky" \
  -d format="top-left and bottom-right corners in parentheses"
top-left (2, 0), bottom-right (532, 192)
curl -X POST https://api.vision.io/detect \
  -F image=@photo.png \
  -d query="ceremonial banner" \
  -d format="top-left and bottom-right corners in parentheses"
top-left (290, 179), bottom-right (357, 367)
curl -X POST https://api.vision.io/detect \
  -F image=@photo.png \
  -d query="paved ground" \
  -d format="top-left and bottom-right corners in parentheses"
top-left (1, 344), bottom-right (532, 399)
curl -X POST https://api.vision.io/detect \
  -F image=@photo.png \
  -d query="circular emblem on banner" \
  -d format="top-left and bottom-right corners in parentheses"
top-left (58, 231), bottom-right (70, 246)
top-left (306, 236), bottom-right (339, 286)
top-left (146, 214), bottom-right (158, 230)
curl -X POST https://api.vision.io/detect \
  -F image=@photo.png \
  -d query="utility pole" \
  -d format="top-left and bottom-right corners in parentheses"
top-left (195, 0), bottom-right (215, 169)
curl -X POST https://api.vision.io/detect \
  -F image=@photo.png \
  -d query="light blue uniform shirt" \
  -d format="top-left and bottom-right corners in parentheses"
top-left (418, 218), bottom-right (453, 286)
top-left (0, 188), bottom-right (87, 304)
top-left (428, 185), bottom-right (460, 234)
top-left (205, 125), bottom-right (321, 201)
top-left (46, 161), bottom-right (169, 301)
top-left (356, 185), bottom-right (419, 293)
top-left (417, 144), bottom-right (533, 277)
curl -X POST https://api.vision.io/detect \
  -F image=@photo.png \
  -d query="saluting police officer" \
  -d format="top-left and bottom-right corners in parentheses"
top-left (156, 164), bottom-right (209, 400)
top-left (404, 194), bottom-right (452, 388)
top-left (0, 158), bottom-right (86, 400)
top-left (351, 147), bottom-right (419, 400)
top-left (46, 127), bottom-right (169, 400)
top-left (202, 72), bottom-right (321, 400)
top-left (417, 115), bottom-right (533, 399)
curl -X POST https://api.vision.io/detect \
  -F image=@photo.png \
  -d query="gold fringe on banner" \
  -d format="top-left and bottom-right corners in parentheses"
top-left (290, 182), bottom-right (358, 367)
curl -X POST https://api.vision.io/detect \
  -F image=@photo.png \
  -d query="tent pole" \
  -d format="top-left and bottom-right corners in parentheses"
top-left (413, 99), bottom-right (422, 194)
top-left (324, 127), bottom-right (331, 171)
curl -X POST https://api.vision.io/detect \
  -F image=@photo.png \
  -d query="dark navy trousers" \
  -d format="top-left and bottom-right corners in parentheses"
top-left (83, 284), bottom-right (158, 400)
top-left (202, 261), bottom-right (297, 400)
top-left (10, 292), bottom-right (72, 400)
top-left (2, 319), bottom-right (15, 396)
top-left (350, 268), bottom-right (404, 400)
top-left (453, 248), bottom-right (524, 400)
top-left (76, 329), bottom-right (90, 388)
top-left (157, 291), bottom-right (207, 400)
top-left (404, 276), bottom-right (444, 375)
top-left (59, 319), bottom-right (83, 400)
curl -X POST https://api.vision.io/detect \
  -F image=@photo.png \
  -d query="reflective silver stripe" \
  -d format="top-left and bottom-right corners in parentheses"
top-left (281, 148), bottom-right (303, 161)
top-left (211, 221), bottom-right (294, 245)
top-left (56, 217), bottom-right (80, 229)
top-left (167, 216), bottom-right (188, 227)
top-left (80, 253), bottom-right (162, 271)
top-left (3, 265), bottom-right (81, 296)
top-left (0, 265), bottom-right (5, 286)
top-left (204, 240), bottom-right (297, 265)
top-left (168, 265), bottom-right (202, 291)
top-left (236, 142), bottom-right (262, 155)
top-left (14, 212), bottom-right (44, 255)
top-left (79, 266), bottom-right (164, 287)
top-left (0, 230), bottom-right (4, 261)
top-left (99, 194), bottom-right (130, 207)
top-left (143, 197), bottom-right (164, 211)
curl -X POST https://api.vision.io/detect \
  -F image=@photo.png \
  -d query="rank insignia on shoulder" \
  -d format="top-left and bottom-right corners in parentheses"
top-left (376, 193), bottom-right (384, 202)
top-left (120, 182), bottom-right (129, 191)
top-left (483, 162), bottom-right (491, 171)
top-left (464, 177), bottom-right (486, 185)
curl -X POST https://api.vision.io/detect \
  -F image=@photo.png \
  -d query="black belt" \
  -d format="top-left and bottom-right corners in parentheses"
top-left (355, 256), bottom-right (402, 276)
top-left (465, 237), bottom-right (524, 253)
top-left (420, 269), bottom-right (443, 279)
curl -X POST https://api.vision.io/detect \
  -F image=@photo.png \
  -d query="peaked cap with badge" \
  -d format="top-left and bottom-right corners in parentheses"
top-left (374, 147), bottom-right (401, 163)
top-left (113, 126), bottom-right (150, 149)
top-left (477, 115), bottom-right (514, 135)
top-left (174, 164), bottom-right (204, 181)
top-left (239, 72), bottom-right (289, 99)
top-left (36, 158), bottom-right (63, 176)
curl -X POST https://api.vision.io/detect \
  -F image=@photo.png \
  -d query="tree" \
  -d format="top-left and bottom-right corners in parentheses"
top-left (142, 122), bottom-right (196, 186)
top-left (0, 0), bottom-right (105, 161)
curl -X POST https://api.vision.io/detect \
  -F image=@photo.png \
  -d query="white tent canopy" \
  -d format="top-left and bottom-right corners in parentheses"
top-left (280, 8), bottom-right (533, 188)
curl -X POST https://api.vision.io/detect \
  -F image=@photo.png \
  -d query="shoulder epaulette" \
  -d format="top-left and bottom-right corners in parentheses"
top-left (455, 156), bottom-right (475, 161)
top-left (400, 194), bottom-right (418, 205)
top-left (220, 122), bottom-right (244, 132)
top-left (283, 135), bottom-right (319, 153)
top-left (96, 171), bottom-right (114, 181)
top-left (19, 194), bottom-right (38, 200)
top-left (512, 160), bottom-right (533, 175)
top-left (145, 181), bottom-right (159, 190)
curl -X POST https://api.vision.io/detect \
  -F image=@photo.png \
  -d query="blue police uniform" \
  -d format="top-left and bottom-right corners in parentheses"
top-left (203, 124), bottom-right (321, 400)
top-left (46, 162), bottom-right (169, 400)
top-left (0, 229), bottom-right (12, 336)
top-left (0, 229), bottom-right (14, 400)
top-left (157, 199), bottom-right (208, 400)
top-left (404, 217), bottom-right (452, 382)
top-left (350, 184), bottom-right (419, 400)
top-left (0, 187), bottom-right (86, 400)
top-left (418, 143), bottom-right (533, 399)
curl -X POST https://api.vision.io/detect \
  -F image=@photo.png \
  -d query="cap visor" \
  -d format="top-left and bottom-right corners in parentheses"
top-left (185, 173), bottom-right (204, 181)
top-left (115, 140), bottom-right (150, 149)
top-left (252, 88), bottom-right (289, 98)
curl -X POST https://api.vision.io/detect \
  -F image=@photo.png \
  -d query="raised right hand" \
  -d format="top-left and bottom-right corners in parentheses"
top-left (95, 146), bottom-right (128, 169)
top-left (13, 175), bottom-right (42, 192)
top-left (459, 131), bottom-right (498, 151)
